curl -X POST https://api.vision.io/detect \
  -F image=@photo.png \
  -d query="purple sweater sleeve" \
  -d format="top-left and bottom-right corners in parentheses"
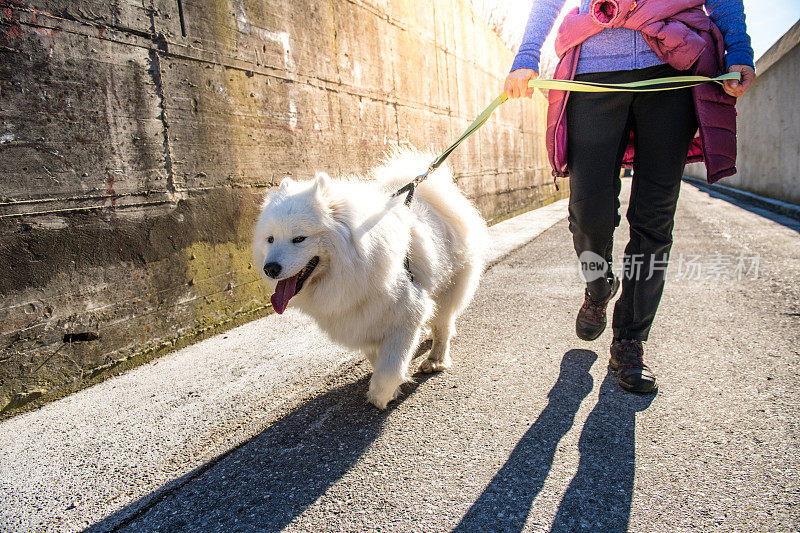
top-left (705, 0), bottom-right (755, 68)
top-left (510, 0), bottom-right (568, 72)
top-left (510, 0), bottom-right (755, 73)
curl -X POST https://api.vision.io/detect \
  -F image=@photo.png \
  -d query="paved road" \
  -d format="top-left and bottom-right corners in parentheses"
top-left (0, 202), bottom-right (567, 532)
top-left (3, 182), bottom-right (800, 531)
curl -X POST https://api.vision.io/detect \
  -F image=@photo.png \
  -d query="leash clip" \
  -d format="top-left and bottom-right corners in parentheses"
top-left (393, 165), bottom-right (435, 206)
top-left (414, 165), bottom-right (435, 185)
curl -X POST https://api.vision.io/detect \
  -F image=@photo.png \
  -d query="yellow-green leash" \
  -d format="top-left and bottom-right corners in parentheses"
top-left (393, 72), bottom-right (740, 205)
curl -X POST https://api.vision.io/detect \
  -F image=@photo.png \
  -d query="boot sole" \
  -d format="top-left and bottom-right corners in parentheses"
top-left (608, 364), bottom-right (659, 394)
top-left (576, 325), bottom-right (606, 341)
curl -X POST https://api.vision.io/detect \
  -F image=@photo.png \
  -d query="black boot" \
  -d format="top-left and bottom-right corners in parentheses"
top-left (575, 275), bottom-right (619, 341)
top-left (609, 338), bottom-right (658, 393)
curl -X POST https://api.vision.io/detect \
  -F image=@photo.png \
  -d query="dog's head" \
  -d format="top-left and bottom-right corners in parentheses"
top-left (253, 172), bottom-right (345, 314)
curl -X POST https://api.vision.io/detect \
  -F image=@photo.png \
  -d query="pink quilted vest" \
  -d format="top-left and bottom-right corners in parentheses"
top-left (546, 0), bottom-right (738, 184)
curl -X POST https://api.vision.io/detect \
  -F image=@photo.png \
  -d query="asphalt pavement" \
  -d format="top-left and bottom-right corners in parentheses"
top-left (2, 182), bottom-right (799, 532)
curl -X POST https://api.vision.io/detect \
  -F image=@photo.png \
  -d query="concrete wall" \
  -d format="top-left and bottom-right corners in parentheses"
top-left (685, 20), bottom-right (800, 205)
top-left (0, 0), bottom-right (560, 415)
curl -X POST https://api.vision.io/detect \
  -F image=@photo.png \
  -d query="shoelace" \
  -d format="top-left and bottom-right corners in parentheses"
top-left (580, 291), bottom-right (610, 322)
top-left (619, 339), bottom-right (645, 369)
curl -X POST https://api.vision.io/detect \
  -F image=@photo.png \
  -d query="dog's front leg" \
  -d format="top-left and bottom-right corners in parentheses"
top-left (367, 323), bottom-right (421, 410)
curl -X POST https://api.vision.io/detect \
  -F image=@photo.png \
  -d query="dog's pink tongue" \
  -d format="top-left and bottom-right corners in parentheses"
top-left (270, 274), bottom-right (299, 314)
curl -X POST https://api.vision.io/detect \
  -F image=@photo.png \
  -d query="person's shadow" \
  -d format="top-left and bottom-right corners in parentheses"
top-left (454, 349), bottom-right (597, 532)
top-left (550, 372), bottom-right (655, 532)
top-left (455, 349), bottom-right (656, 533)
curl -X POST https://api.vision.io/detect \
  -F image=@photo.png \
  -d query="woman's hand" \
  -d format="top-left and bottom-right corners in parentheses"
top-left (723, 65), bottom-right (756, 98)
top-left (504, 68), bottom-right (539, 99)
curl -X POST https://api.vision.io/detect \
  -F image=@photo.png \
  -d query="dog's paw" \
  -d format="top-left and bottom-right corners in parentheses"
top-left (367, 386), bottom-right (400, 410)
top-left (418, 356), bottom-right (452, 373)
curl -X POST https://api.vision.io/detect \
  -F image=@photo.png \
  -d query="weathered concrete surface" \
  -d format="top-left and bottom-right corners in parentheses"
top-left (2, 181), bottom-right (799, 532)
top-left (683, 174), bottom-right (800, 222)
top-left (96, 181), bottom-right (800, 533)
top-left (0, 198), bottom-right (569, 533)
top-left (0, 0), bottom-right (562, 416)
top-left (686, 19), bottom-right (800, 206)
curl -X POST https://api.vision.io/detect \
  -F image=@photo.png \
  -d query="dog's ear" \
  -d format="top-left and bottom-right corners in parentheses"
top-left (278, 177), bottom-right (295, 191)
top-left (313, 171), bottom-right (348, 224)
top-left (313, 172), bottom-right (332, 204)
top-left (314, 171), bottom-right (331, 192)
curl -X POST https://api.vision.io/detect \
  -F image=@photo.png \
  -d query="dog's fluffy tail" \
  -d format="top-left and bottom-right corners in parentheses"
top-left (372, 147), bottom-right (489, 266)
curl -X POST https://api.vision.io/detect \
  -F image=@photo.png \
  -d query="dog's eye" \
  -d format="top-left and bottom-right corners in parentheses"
top-left (267, 236), bottom-right (274, 244)
top-left (292, 236), bottom-right (306, 244)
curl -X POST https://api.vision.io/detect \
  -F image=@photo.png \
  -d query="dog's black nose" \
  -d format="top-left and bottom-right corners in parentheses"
top-left (263, 262), bottom-right (282, 279)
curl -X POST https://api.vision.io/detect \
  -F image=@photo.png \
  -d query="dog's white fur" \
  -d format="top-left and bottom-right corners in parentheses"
top-left (253, 149), bottom-right (489, 408)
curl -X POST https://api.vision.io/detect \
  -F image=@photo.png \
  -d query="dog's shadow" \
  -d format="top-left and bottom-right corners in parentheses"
top-left (90, 366), bottom-right (435, 532)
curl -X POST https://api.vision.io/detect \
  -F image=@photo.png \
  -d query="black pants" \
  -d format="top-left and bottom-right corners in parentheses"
top-left (566, 64), bottom-right (698, 341)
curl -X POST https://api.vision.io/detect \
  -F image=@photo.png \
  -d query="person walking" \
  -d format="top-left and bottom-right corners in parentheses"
top-left (504, 0), bottom-right (756, 393)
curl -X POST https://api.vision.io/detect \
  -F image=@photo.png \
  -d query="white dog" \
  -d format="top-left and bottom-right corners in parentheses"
top-left (253, 150), bottom-right (489, 409)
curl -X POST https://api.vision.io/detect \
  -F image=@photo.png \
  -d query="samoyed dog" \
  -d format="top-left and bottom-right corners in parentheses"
top-left (253, 149), bottom-right (489, 409)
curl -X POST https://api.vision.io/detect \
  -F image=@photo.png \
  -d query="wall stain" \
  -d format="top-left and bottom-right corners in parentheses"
top-left (0, 0), bottom-right (562, 419)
